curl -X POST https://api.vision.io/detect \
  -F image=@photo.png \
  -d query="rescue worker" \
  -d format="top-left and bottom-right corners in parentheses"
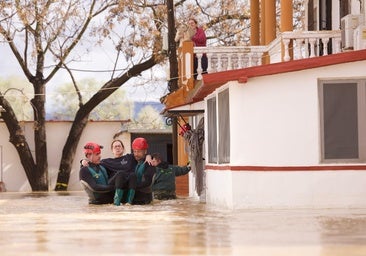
top-left (79, 142), bottom-right (114, 204)
top-left (80, 139), bottom-right (153, 206)
top-left (151, 153), bottom-right (191, 200)
top-left (131, 137), bottom-right (156, 205)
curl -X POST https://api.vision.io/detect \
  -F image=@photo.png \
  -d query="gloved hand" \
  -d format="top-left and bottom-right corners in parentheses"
top-left (187, 161), bottom-right (191, 171)
top-left (80, 159), bottom-right (90, 167)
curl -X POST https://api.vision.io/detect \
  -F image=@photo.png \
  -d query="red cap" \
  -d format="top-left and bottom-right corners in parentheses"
top-left (84, 142), bottom-right (103, 155)
top-left (132, 137), bottom-right (148, 150)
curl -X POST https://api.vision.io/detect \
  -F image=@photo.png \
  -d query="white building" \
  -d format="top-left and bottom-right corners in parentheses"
top-left (164, 0), bottom-right (366, 209)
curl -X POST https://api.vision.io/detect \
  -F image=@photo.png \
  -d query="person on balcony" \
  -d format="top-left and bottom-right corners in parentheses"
top-left (188, 17), bottom-right (208, 78)
top-left (151, 153), bottom-right (191, 200)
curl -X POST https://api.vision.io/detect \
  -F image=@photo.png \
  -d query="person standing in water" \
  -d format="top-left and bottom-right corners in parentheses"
top-left (131, 137), bottom-right (156, 205)
top-left (79, 142), bottom-right (114, 204)
top-left (151, 153), bottom-right (191, 200)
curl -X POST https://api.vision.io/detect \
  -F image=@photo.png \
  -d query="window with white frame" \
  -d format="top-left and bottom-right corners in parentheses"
top-left (319, 79), bottom-right (366, 162)
top-left (207, 88), bottom-right (230, 164)
top-left (207, 97), bottom-right (217, 163)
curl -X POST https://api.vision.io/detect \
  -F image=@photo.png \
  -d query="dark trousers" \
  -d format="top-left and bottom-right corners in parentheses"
top-left (133, 191), bottom-right (153, 205)
top-left (114, 171), bottom-right (137, 190)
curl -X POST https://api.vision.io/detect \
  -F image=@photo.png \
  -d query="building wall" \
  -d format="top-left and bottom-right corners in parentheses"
top-left (204, 59), bottom-right (366, 209)
top-left (0, 121), bottom-right (172, 192)
top-left (230, 60), bottom-right (366, 166)
top-left (206, 169), bottom-right (366, 209)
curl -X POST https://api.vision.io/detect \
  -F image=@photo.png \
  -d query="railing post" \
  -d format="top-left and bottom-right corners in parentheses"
top-left (217, 53), bottom-right (223, 72)
top-left (322, 38), bottom-right (329, 56)
top-left (304, 39), bottom-right (309, 58)
top-left (206, 52), bottom-right (213, 73)
top-left (295, 38), bottom-right (303, 59)
top-left (228, 54), bottom-right (233, 70)
top-left (309, 38), bottom-right (316, 57)
top-left (248, 53), bottom-right (253, 67)
top-left (334, 37), bottom-right (341, 53)
top-left (257, 53), bottom-right (263, 65)
top-left (196, 53), bottom-right (203, 80)
top-left (238, 53), bottom-right (244, 69)
top-left (180, 41), bottom-right (194, 90)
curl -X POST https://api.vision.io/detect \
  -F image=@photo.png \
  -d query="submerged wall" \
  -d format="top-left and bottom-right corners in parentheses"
top-left (0, 121), bottom-right (130, 192)
top-left (203, 59), bottom-right (366, 209)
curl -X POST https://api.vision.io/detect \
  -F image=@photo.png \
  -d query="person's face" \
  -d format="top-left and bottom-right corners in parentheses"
top-left (188, 19), bottom-right (197, 30)
top-left (112, 141), bottom-right (124, 157)
top-left (151, 158), bottom-right (160, 167)
top-left (133, 149), bottom-right (146, 162)
top-left (89, 152), bottom-right (101, 164)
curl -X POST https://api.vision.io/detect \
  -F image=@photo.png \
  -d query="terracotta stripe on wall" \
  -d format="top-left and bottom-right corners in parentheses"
top-left (205, 165), bottom-right (366, 171)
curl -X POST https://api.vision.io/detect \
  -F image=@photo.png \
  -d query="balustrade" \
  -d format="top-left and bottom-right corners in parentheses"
top-left (188, 30), bottom-right (342, 80)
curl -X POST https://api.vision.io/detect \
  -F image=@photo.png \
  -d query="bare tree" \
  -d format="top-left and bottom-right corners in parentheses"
top-left (0, 1), bottom-right (165, 191)
top-left (0, 0), bottom-right (260, 191)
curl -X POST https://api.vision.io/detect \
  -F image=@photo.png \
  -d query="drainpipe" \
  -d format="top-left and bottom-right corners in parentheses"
top-left (172, 117), bottom-right (178, 165)
top-left (0, 145), bottom-right (5, 192)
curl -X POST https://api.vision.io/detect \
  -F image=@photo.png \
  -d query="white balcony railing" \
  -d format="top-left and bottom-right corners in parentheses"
top-left (281, 30), bottom-right (342, 60)
top-left (192, 30), bottom-right (342, 80)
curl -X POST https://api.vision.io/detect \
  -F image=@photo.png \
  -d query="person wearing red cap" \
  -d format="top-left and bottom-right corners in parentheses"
top-left (131, 137), bottom-right (156, 205)
top-left (79, 142), bottom-right (115, 204)
top-left (80, 139), bottom-right (153, 206)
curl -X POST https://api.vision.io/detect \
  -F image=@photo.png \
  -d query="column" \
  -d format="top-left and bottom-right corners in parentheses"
top-left (281, 0), bottom-right (293, 61)
top-left (263, 0), bottom-right (276, 64)
top-left (250, 0), bottom-right (260, 45)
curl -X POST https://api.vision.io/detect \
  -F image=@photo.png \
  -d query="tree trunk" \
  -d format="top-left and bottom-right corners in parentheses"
top-left (167, 0), bottom-right (179, 92)
top-left (30, 81), bottom-right (49, 191)
top-left (55, 56), bottom-right (157, 191)
top-left (54, 113), bottom-right (88, 191)
top-left (0, 93), bottom-right (38, 190)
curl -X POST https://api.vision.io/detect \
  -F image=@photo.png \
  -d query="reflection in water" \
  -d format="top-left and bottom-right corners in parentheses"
top-left (0, 192), bottom-right (365, 256)
top-left (318, 215), bottom-right (366, 256)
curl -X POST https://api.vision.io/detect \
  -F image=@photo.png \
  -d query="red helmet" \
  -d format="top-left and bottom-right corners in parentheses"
top-left (132, 137), bottom-right (148, 150)
top-left (84, 142), bottom-right (103, 155)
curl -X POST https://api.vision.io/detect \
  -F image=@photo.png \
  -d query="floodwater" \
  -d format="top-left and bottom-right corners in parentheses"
top-left (0, 192), bottom-right (366, 256)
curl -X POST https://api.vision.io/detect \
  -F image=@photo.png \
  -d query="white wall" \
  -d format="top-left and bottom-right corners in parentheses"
top-left (229, 60), bottom-right (366, 166)
top-left (0, 121), bottom-right (131, 192)
top-left (204, 59), bottom-right (366, 209)
top-left (205, 170), bottom-right (233, 208)
top-left (206, 169), bottom-right (366, 209)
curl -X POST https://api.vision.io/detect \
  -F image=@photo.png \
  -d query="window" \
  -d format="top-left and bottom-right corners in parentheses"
top-left (218, 89), bottom-right (230, 163)
top-left (319, 79), bottom-right (366, 162)
top-left (207, 97), bottom-right (217, 163)
top-left (207, 88), bottom-right (230, 164)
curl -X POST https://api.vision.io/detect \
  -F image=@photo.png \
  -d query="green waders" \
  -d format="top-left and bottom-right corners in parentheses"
top-left (113, 189), bottom-right (124, 206)
top-left (126, 189), bottom-right (135, 205)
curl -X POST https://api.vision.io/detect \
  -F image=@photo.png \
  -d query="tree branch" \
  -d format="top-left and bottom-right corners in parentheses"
top-left (63, 64), bottom-right (84, 108)
top-left (0, 25), bottom-right (34, 81)
top-left (44, 0), bottom-right (99, 84)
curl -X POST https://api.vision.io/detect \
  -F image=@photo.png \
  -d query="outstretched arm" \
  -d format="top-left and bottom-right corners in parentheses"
top-left (172, 165), bottom-right (191, 176)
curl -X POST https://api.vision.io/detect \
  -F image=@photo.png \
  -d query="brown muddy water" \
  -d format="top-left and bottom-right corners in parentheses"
top-left (0, 191), bottom-right (365, 256)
